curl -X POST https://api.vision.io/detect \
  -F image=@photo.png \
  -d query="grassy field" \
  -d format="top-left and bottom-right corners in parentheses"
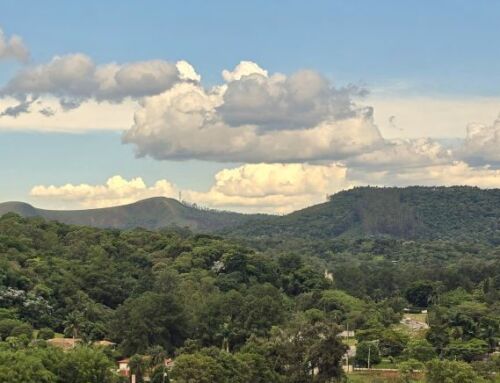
top-left (373, 359), bottom-right (399, 369)
top-left (347, 370), bottom-right (424, 382)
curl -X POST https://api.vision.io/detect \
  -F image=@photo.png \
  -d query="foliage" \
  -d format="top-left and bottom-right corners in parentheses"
top-left (354, 341), bottom-right (381, 367)
top-left (425, 359), bottom-right (482, 383)
top-left (404, 339), bottom-right (437, 362)
top-left (0, 346), bottom-right (117, 383)
top-left (0, 210), bottom-right (498, 380)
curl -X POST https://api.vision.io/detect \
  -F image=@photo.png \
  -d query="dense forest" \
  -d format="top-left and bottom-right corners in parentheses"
top-left (0, 209), bottom-right (498, 382)
top-left (228, 186), bottom-right (500, 244)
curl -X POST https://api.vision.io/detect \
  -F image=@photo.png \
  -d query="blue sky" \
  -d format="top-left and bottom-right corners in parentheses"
top-left (2, 1), bottom-right (500, 92)
top-left (1, 1), bottom-right (500, 212)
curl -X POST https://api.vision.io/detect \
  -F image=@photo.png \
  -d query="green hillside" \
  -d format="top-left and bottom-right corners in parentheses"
top-left (3, 187), bottom-right (500, 243)
top-left (227, 186), bottom-right (500, 243)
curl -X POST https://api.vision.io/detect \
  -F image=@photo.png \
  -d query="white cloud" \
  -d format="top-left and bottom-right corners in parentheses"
top-left (367, 95), bottom-right (500, 139)
top-left (350, 161), bottom-right (500, 189)
top-left (0, 28), bottom-right (29, 62)
top-left (29, 159), bottom-right (500, 213)
top-left (123, 63), bottom-right (383, 163)
top-left (30, 175), bottom-right (178, 208)
top-left (458, 114), bottom-right (500, 164)
top-left (222, 61), bottom-right (268, 82)
top-left (0, 97), bottom-right (137, 132)
top-left (1, 54), bottom-right (198, 114)
top-left (185, 162), bottom-right (351, 213)
top-left (348, 138), bottom-right (452, 169)
top-left (30, 163), bottom-right (352, 213)
top-left (219, 69), bottom-right (364, 130)
top-left (176, 60), bottom-right (202, 82)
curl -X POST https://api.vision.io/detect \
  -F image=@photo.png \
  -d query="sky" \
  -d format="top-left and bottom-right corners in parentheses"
top-left (1, 1), bottom-right (500, 213)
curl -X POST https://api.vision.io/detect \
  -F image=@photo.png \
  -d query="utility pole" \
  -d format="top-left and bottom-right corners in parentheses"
top-left (346, 322), bottom-right (350, 372)
top-left (367, 343), bottom-right (371, 369)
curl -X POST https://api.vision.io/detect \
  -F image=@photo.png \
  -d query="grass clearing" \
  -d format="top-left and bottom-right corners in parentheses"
top-left (347, 370), bottom-right (424, 383)
top-left (404, 312), bottom-right (428, 323)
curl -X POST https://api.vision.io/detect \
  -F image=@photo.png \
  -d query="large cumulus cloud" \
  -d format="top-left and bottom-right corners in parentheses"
top-left (219, 68), bottom-right (364, 130)
top-left (123, 62), bottom-right (383, 163)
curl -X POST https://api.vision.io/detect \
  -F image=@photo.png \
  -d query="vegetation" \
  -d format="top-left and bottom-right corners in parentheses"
top-left (0, 197), bottom-right (266, 231)
top-left (228, 186), bottom-right (500, 243)
top-left (0, 187), bottom-right (499, 382)
top-left (3, 186), bottom-right (500, 243)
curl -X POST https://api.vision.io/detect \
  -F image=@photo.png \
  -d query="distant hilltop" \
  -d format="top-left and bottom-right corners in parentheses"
top-left (2, 186), bottom-right (500, 243)
top-left (0, 197), bottom-right (266, 232)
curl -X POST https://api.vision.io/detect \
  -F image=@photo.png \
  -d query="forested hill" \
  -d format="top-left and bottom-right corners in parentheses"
top-left (227, 186), bottom-right (500, 243)
top-left (0, 197), bottom-right (265, 232)
top-left (2, 186), bottom-right (500, 242)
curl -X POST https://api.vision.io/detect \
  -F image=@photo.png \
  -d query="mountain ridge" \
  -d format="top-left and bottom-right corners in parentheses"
top-left (0, 196), bottom-right (267, 231)
top-left (2, 186), bottom-right (500, 242)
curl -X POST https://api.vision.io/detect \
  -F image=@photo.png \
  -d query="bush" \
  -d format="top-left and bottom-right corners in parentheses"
top-left (399, 359), bottom-right (423, 383)
top-left (404, 339), bottom-right (436, 362)
top-left (444, 339), bottom-right (489, 362)
top-left (354, 341), bottom-right (381, 367)
top-left (0, 319), bottom-right (27, 340)
top-left (10, 323), bottom-right (33, 339)
top-left (426, 359), bottom-right (480, 383)
top-left (37, 328), bottom-right (55, 340)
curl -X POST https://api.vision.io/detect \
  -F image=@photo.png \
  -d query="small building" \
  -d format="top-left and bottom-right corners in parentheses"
top-left (117, 358), bottom-right (130, 377)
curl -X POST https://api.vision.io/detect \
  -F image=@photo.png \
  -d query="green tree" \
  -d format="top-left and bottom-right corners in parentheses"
top-left (57, 347), bottom-right (117, 383)
top-left (0, 349), bottom-right (56, 383)
top-left (399, 359), bottom-right (423, 383)
top-left (404, 339), bottom-right (437, 362)
top-left (63, 311), bottom-right (85, 340)
top-left (355, 341), bottom-right (381, 368)
top-left (9, 322), bottom-right (33, 339)
top-left (0, 319), bottom-right (26, 340)
top-left (128, 355), bottom-right (146, 383)
top-left (378, 328), bottom-right (409, 357)
top-left (444, 339), bottom-right (489, 362)
top-left (171, 353), bottom-right (225, 383)
top-left (111, 292), bottom-right (187, 355)
top-left (405, 281), bottom-right (435, 308)
top-left (146, 346), bottom-right (168, 383)
top-left (426, 359), bottom-right (480, 383)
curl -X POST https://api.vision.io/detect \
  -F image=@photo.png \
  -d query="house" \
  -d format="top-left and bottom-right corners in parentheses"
top-left (117, 358), bottom-right (131, 377)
